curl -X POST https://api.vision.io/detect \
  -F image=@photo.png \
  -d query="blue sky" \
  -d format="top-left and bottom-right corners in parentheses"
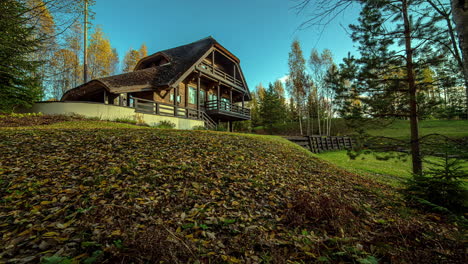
top-left (92, 0), bottom-right (361, 90)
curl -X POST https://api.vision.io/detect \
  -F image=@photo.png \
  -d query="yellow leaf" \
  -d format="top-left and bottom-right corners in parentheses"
top-left (111, 230), bottom-right (121, 236)
top-left (43, 232), bottom-right (60, 237)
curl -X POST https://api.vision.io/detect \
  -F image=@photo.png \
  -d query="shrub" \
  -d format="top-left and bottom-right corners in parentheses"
top-left (404, 155), bottom-right (468, 215)
top-left (114, 117), bottom-right (137, 125)
top-left (154, 120), bottom-right (176, 129)
top-left (192, 125), bottom-right (207, 130)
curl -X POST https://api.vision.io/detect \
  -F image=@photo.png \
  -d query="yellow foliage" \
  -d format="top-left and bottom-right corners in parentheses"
top-left (87, 27), bottom-right (119, 79)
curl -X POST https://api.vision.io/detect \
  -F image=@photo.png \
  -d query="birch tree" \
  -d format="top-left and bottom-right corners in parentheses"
top-left (287, 40), bottom-right (308, 135)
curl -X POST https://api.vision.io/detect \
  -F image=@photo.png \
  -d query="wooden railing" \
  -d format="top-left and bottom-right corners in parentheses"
top-left (133, 97), bottom-right (216, 129)
top-left (205, 100), bottom-right (250, 118)
top-left (200, 62), bottom-right (244, 87)
top-left (285, 136), bottom-right (354, 153)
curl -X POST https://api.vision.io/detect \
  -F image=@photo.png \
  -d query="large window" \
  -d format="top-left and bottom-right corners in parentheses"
top-left (188, 86), bottom-right (206, 105)
top-left (189, 86), bottom-right (197, 104)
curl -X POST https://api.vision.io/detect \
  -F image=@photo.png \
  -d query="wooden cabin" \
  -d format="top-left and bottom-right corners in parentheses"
top-left (61, 37), bottom-right (251, 130)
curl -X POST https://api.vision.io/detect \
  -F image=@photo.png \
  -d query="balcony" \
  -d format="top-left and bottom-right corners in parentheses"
top-left (205, 100), bottom-right (250, 121)
top-left (197, 62), bottom-right (244, 90)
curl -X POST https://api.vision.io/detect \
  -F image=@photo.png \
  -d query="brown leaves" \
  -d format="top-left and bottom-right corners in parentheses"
top-left (0, 128), bottom-right (465, 263)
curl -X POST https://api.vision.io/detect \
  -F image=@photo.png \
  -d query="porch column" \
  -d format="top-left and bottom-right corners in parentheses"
top-left (104, 90), bottom-right (108, 104)
top-left (229, 88), bottom-right (233, 104)
top-left (233, 65), bottom-right (236, 81)
top-left (242, 93), bottom-right (245, 108)
top-left (197, 73), bottom-right (201, 118)
top-left (173, 86), bottom-right (178, 117)
top-left (212, 51), bottom-right (215, 74)
top-left (217, 82), bottom-right (220, 109)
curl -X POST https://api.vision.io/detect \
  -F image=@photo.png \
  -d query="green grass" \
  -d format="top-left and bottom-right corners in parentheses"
top-left (316, 151), bottom-right (412, 186)
top-left (366, 119), bottom-right (468, 138)
top-left (316, 150), bottom-right (468, 187)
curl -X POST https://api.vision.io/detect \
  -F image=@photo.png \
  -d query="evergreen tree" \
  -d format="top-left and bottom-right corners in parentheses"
top-left (0, 0), bottom-right (43, 112)
top-left (259, 83), bottom-right (287, 131)
top-left (347, 0), bottom-right (446, 174)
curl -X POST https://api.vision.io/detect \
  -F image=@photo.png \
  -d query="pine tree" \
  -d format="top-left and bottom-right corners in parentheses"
top-left (259, 83), bottom-right (287, 131)
top-left (0, 0), bottom-right (43, 112)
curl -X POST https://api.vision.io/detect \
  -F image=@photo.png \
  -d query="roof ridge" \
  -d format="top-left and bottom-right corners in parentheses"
top-left (153, 36), bottom-right (216, 55)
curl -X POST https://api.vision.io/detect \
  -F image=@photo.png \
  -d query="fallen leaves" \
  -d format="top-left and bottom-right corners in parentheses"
top-left (0, 128), bottom-right (465, 263)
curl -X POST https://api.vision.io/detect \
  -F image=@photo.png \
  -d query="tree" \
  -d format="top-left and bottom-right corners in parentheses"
top-left (259, 83), bottom-right (287, 130)
top-left (139, 43), bottom-right (148, 58)
top-left (287, 40), bottom-right (309, 135)
top-left (122, 49), bottom-right (141, 73)
top-left (87, 27), bottom-right (119, 79)
top-left (450, 0), bottom-right (468, 117)
top-left (50, 48), bottom-right (79, 99)
top-left (309, 49), bottom-right (334, 135)
top-left (0, 0), bottom-right (43, 112)
top-left (64, 21), bottom-right (83, 87)
top-left (122, 43), bottom-right (148, 73)
top-left (249, 83), bottom-right (265, 127)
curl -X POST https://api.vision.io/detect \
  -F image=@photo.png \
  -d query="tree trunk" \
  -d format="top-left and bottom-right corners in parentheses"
top-left (402, 0), bottom-right (422, 175)
top-left (317, 96), bottom-right (321, 135)
top-left (298, 104), bottom-right (303, 135)
top-left (451, 0), bottom-right (468, 118)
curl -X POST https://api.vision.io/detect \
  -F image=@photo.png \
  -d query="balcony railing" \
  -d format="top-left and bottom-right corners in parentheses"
top-left (205, 100), bottom-right (250, 119)
top-left (199, 62), bottom-right (244, 87)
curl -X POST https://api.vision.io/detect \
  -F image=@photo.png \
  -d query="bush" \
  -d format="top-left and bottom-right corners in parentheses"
top-left (154, 120), bottom-right (176, 129)
top-left (404, 155), bottom-right (468, 215)
top-left (113, 117), bottom-right (137, 125)
top-left (192, 125), bottom-right (207, 130)
top-left (0, 112), bottom-right (43, 118)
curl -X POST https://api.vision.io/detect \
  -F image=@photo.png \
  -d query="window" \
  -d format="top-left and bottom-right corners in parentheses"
top-left (170, 93), bottom-right (181, 103)
top-left (200, 90), bottom-right (206, 105)
top-left (189, 86), bottom-right (197, 104)
top-left (188, 86), bottom-right (206, 105)
top-left (221, 97), bottom-right (230, 110)
top-left (209, 93), bottom-right (217, 101)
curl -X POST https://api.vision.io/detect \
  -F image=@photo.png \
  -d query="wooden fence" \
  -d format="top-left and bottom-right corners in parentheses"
top-left (285, 136), bottom-right (354, 153)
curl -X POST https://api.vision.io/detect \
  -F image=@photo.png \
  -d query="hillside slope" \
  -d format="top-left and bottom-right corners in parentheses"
top-left (0, 127), bottom-right (465, 263)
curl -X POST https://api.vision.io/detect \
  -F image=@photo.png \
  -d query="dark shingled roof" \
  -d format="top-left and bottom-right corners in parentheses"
top-left (134, 36), bottom-right (218, 87)
top-left (62, 37), bottom-right (245, 101)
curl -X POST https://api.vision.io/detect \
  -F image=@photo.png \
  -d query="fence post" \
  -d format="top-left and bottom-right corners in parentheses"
top-left (307, 136), bottom-right (313, 152)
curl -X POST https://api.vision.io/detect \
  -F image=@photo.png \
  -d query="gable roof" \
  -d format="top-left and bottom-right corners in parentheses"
top-left (62, 36), bottom-right (248, 101)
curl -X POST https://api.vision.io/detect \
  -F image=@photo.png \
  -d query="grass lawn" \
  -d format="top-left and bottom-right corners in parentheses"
top-left (0, 116), bottom-right (465, 263)
top-left (316, 151), bottom-right (468, 188)
top-left (366, 119), bottom-right (468, 138)
top-left (316, 151), bottom-right (412, 186)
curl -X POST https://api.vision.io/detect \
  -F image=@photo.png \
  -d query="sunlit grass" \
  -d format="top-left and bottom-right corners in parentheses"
top-left (316, 150), bottom-right (468, 187)
top-left (367, 119), bottom-right (468, 138)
